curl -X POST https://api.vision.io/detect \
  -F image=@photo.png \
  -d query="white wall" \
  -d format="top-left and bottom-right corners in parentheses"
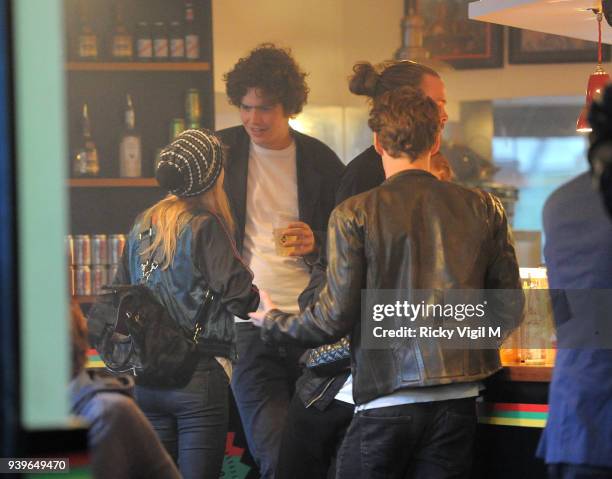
top-left (212, 0), bottom-right (403, 128)
top-left (213, 1), bottom-right (609, 123)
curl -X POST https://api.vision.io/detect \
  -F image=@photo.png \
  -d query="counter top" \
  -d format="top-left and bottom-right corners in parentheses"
top-left (499, 364), bottom-right (553, 382)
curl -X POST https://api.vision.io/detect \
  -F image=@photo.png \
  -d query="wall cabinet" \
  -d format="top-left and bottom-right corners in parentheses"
top-left (64, 0), bottom-right (214, 292)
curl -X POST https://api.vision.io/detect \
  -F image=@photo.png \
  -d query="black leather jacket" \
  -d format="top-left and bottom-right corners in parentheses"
top-left (261, 169), bottom-right (524, 404)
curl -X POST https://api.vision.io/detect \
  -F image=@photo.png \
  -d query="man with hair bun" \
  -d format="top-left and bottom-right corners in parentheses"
top-left (251, 86), bottom-right (523, 478)
top-left (217, 43), bottom-right (344, 479)
top-left (277, 60), bottom-right (451, 479)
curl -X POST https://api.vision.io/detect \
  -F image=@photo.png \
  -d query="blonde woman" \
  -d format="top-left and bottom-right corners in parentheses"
top-left (113, 129), bottom-right (259, 479)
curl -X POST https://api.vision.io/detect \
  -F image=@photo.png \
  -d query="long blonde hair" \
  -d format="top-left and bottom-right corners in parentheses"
top-left (139, 168), bottom-right (235, 269)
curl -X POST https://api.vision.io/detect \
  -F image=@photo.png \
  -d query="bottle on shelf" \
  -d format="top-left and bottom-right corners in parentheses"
top-left (170, 21), bottom-right (185, 61)
top-left (153, 22), bottom-right (169, 61)
top-left (77, 1), bottom-right (98, 61)
top-left (169, 118), bottom-right (186, 142)
top-left (136, 21), bottom-right (153, 62)
top-left (184, 2), bottom-right (200, 61)
top-left (73, 103), bottom-right (100, 177)
top-left (185, 88), bottom-right (201, 129)
top-left (111, 3), bottom-right (133, 61)
top-left (119, 94), bottom-right (142, 178)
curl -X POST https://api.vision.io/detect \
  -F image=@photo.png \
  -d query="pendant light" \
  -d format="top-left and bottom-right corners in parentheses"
top-left (577, 9), bottom-right (610, 133)
top-left (395, 0), bottom-right (447, 70)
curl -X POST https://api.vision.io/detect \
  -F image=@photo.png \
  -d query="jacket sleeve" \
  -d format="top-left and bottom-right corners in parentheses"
top-left (297, 257), bottom-right (327, 311)
top-left (87, 393), bottom-right (181, 479)
top-left (194, 215), bottom-right (259, 319)
top-left (261, 205), bottom-right (364, 347)
top-left (303, 144), bottom-right (345, 268)
top-left (483, 192), bottom-right (525, 343)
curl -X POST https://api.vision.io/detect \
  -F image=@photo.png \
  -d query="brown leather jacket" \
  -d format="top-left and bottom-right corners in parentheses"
top-left (261, 169), bottom-right (524, 404)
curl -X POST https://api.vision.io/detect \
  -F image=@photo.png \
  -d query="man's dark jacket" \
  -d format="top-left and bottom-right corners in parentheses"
top-left (216, 125), bottom-right (345, 262)
top-left (262, 169), bottom-right (524, 405)
top-left (295, 146), bottom-right (382, 409)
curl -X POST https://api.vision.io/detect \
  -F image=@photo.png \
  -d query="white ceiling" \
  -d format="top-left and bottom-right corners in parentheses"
top-left (468, 0), bottom-right (612, 44)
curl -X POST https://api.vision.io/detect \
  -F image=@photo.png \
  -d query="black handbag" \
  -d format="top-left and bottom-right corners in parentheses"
top-left (305, 335), bottom-right (351, 376)
top-left (89, 224), bottom-right (212, 388)
top-left (94, 284), bottom-right (214, 388)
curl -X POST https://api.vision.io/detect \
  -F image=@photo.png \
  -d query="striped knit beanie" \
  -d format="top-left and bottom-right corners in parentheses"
top-left (156, 129), bottom-right (223, 197)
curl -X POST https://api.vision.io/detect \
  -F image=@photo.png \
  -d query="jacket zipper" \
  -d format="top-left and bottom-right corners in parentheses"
top-left (306, 376), bottom-right (336, 408)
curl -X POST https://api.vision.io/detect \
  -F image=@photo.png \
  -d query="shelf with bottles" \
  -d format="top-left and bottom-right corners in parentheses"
top-left (71, 88), bottom-right (206, 180)
top-left (68, 177), bottom-right (158, 187)
top-left (66, 61), bottom-right (211, 72)
top-left (67, 1), bottom-right (210, 64)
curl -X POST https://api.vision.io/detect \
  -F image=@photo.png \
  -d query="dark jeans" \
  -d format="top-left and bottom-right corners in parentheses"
top-left (231, 322), bottom-right (304, 479)
top-left (336, 397), bottom-right (477, 479)
top-left (548, 464), bottom-right (612, 479)
top-left (135, 356), bottom-right (229, 479)
top-left (276, 397), bottom-right (354, 479)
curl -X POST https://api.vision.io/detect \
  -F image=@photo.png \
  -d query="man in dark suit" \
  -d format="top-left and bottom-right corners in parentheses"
top-left (216, 43), bottom-right (344, 479)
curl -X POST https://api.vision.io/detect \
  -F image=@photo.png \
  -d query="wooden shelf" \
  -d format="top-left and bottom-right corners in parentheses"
top-left (69, 177), bottom-right (158, 187)
top-left (73, 295), bottom-right (97, 304)
top-left (500, 364), bottom-right (553, 383)
top-left (66, 61), bottom-right (211, 72)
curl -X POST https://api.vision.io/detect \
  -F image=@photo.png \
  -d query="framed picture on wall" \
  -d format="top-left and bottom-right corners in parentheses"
top-left (509, 28), bottom-right (611, 64)
top-left (422, 0), bottom-right (504, 70)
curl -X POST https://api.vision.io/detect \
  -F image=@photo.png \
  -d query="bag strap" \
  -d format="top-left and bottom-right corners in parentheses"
top-left (138, 220), bottom-right (158, 282)
top-left (137, 219), bottom-right (212, 343)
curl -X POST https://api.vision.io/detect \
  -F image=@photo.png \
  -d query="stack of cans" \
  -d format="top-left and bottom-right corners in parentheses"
top-left (67, 234), bottom-right (126, 296)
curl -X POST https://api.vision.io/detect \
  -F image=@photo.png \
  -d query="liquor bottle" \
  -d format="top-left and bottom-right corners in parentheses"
top-left (77, 2), bottom-right (98, 60)
top-left (136, 21), bottom-right (153, 62)
top-left (184, 2), bottom-right (200, 61)
top-left (73, 103), bottom-right (100, 177)
top-left (170, 21), bottom-right (185, 61)
top-left (185, 88), bottom-right (201, 129)
top-left (153, 22), bottom-right (169, 60)
top-left (119, 94), bottom-right (142, 178)
top-left (111, 4), bottom-right (133, 60)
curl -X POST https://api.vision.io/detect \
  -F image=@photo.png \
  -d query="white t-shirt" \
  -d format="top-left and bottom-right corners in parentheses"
top-left (235, 140), bottom-right (310, 321)
top-left (335, 374), bottom-right (481, 411)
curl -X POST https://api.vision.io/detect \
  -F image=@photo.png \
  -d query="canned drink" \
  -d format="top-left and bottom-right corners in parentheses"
top-left (75, 265), bottom-right (92, 296)
top-left (91, 234), bottom-right (108, 265)
top-left (108, 264), bottom-right (120, 283)
top-left (91, 265), bottom-right (108, 295)
top-left (108, 234), bottom-right (127, 264)
top-left (170, 118), bottom-right (186, 141)
top-left (185, 88), bottom-right (201, 124)
top-left (69, 266), bottom-right (76, 296)
top-left (74, 235), bottom-right (91, 265)
top-left (66, 235), bottom-right (75, 265)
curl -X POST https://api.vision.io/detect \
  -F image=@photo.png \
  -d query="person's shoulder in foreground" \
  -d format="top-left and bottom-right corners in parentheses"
top-left (70, 369), bottom-right (181, 479)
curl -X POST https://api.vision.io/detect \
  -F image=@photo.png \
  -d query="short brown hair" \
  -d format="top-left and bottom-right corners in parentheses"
top-left (224, 43), bottom-right (309, 116)
top-left (368, 86), bottom-right (440, 160)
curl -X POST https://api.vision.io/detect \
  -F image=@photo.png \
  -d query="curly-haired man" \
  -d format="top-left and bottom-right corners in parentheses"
top-left (216, 44), bottom-right (344, 478)
top-left (251, 86), bottom-right (523, 478)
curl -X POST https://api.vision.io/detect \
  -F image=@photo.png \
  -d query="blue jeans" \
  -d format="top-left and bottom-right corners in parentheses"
top-left (231, 322), bottom-right (304, 479)
top-left (135, 356), bottom-right (229, 479)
